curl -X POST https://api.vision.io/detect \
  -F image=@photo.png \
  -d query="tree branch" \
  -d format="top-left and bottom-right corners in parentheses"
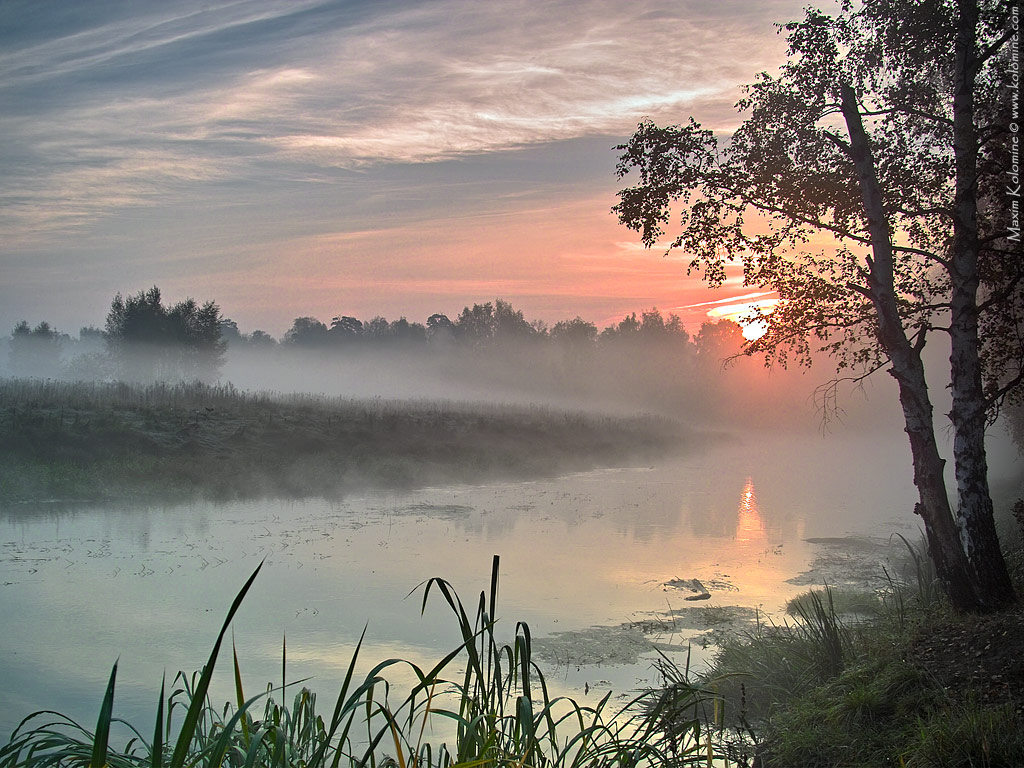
top-left (846, 281), bottom-right (874, 300)
top-left (812, 357), bottom-right (892, 432)
top-left (859, 106), bottom-right (954, 127)
top-left (892, 245), bottom-right (950, 268)
top-left (978, 271), bottom-right (1023, 312)
top-left (985, 369), bottom-right (1024, 410)
top-left (822, 130), bottom-right (853, 156)
top-left (891, 204), bottom-right (953, 220)
top-left (721, 183), bottom-right (874, 246)
top-left (977, 25), bottom-right (1016, 68)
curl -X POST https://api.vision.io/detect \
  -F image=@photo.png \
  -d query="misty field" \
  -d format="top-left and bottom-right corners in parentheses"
top-left (0, 379), bottom-right (692, 503)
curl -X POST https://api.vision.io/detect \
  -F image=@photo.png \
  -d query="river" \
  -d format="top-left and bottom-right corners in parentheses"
top-left (0, 429), bottom-right (957, 740)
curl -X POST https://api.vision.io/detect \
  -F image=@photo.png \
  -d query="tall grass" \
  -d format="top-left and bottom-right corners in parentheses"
top-left (682, 583), bottom-right (855, 735)
top-left (0, 556), bottom-right (709, 768)
top-left (698, 535), bottom-right (943, 732)
top-left (0, 377), bottom-right (678, 429)
top-left (0, 378), bottom-right (689, 503)
top-left (674, 534), bottom-right (1024, 766)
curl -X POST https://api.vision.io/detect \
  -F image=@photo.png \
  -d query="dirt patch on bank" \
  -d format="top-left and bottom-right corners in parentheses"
top-left (909, 603), bottom-right (1024, 715)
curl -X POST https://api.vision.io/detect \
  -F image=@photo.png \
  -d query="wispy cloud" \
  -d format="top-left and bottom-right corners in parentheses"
top-left (678, 291), bottom-right (779, 310)
top-left (0, 1), bottom-right (327, 88)
top-left (1, 0), bottom-right (804, 241)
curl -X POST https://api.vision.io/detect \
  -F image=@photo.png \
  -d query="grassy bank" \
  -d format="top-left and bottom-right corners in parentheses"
top-left (0, 379), bottom-right (690, 504)
top-left (654, 543), bottom-right (1024, 767)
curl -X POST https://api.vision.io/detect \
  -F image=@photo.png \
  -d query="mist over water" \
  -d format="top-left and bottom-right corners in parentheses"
top-left (213, 342), bottom-right (898, 431)
top-left (4, 299), bottom-right (907, 430)
top-left (2, 312), bottom-right (1021, 746)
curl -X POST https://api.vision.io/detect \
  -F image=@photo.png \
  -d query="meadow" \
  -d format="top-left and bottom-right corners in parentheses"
top-left (0, 379), bottom-right (690, 503)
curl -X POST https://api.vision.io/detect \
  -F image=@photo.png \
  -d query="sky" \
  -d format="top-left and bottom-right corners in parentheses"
top-left (1, 0), bottom-right (814, 339)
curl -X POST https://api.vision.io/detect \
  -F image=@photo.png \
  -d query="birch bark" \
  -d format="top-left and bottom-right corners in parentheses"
top-left (839, 83), bottom-right (984, 612)
top-left (948, 0), bottom-right (1016, 607)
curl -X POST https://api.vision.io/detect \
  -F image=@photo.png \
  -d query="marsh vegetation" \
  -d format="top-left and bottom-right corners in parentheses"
top-left (0, 379), bottom-right (689, 503)
top-left (5, 544), bottom-right (1023, 768)
top-left (665, 545), bottom-right (1024, 767)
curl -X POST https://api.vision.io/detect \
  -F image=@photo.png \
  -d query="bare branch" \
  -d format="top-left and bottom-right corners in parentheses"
top-left (813, 357), bottom-right (891, 432)
top-left (859, 106), bottom-right (954, 126)
top-left (985, 369), bottom-right (1024, 410)
top-left (892, 245), bottom-right (950, 268)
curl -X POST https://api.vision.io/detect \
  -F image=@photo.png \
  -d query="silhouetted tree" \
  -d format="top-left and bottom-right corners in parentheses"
top-left (77, 326), bottom-right (105, 352)
top-left (551, 317), bottom-right (598, 366)
top-left (551, 317), bottom-right (598, 346)
top-left (58, 326), bottom-right (109, 379)
top-left (104, 287), bottom-right (225, 381)
top-left (363, 316), bottom-right (390, 341)
top-left (599, 312), bottom-right (641, 343)
top-left (168, 298), bottom-right (225, 378)
top-left (695, 320), bottom-right (745, 365)
top-left (388, 317), bottom-right (427, 346)
top-left (283, 317), bottom-right (329, 347)
top-left (106, 286), bottom-right (166, 350)
top-left (455, 302), bottom-right (496, 346)
top-left (614, 0), bottom-right (1020, 610)
top-left (492, 299), bottom-right (536, 343)
top-left (8, 320), bottom-right (64, 377)
top-left (639, 308), bottom-right (666, 337)
top-left (247, 329), bottom-right (278, 347)
top-left (218, 318), bottom-right (243, 346)
top-left (328, 315), bottom-right (363, 345)
top-left (426, 313), bottom-right (456, 346)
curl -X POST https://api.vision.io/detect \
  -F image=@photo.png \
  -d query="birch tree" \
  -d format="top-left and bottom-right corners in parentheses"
top-left (614, 0), bottom-right (1021, 611)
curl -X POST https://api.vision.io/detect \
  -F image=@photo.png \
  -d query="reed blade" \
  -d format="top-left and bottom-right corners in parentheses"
top-left (233, 637), bottom-right (250, 749)
top-left (90, 660), bottom-right (118, 768)
top-left (151, 673), bottom-right (165, 768)
top-left (169, 560), bottom-right (262, 768)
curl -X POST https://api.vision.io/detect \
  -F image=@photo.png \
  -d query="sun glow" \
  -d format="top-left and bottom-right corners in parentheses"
top-left (706, 298), bottom-right (780, 341)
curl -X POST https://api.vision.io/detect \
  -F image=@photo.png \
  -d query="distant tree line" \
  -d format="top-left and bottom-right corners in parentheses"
top-left (5, 287), bottom-right (747, 382)
top-left (269, 299), bottom-right (743, 360)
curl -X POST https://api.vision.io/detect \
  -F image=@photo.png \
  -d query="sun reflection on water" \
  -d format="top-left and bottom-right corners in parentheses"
top-left (735, 476), bottom-right (765, 542)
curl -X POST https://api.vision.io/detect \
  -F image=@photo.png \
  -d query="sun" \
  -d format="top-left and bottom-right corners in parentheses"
top-left (706, 298), bottom-right (780, 341)
top-left (739, 317), bottom-right (769, 341)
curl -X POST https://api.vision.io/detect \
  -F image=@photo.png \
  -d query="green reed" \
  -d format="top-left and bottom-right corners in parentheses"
top-left (0, 556), bottom-right (708, 768)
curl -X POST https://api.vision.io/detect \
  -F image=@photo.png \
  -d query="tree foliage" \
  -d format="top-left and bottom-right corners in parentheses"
top-left (696, 320), bottom-right (746, 363)
top-left (615, 2), bottom-right (1019, 387)
top-left (615, 0), bottom-right (1020, 611)
top-left (104, 286), bottom-right (225, 382)
top-left (8, 320), bottom-right (65, 378)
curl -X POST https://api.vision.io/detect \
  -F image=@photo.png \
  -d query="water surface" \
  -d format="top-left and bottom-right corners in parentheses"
top-left (0, 431), bottom-right (922, 738)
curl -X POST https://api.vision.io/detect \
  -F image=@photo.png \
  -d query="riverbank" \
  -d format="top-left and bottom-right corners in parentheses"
top-left (0, 379), bottom-right (692, 504)
top-left (659, 545), bottom-right (1024, 767)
